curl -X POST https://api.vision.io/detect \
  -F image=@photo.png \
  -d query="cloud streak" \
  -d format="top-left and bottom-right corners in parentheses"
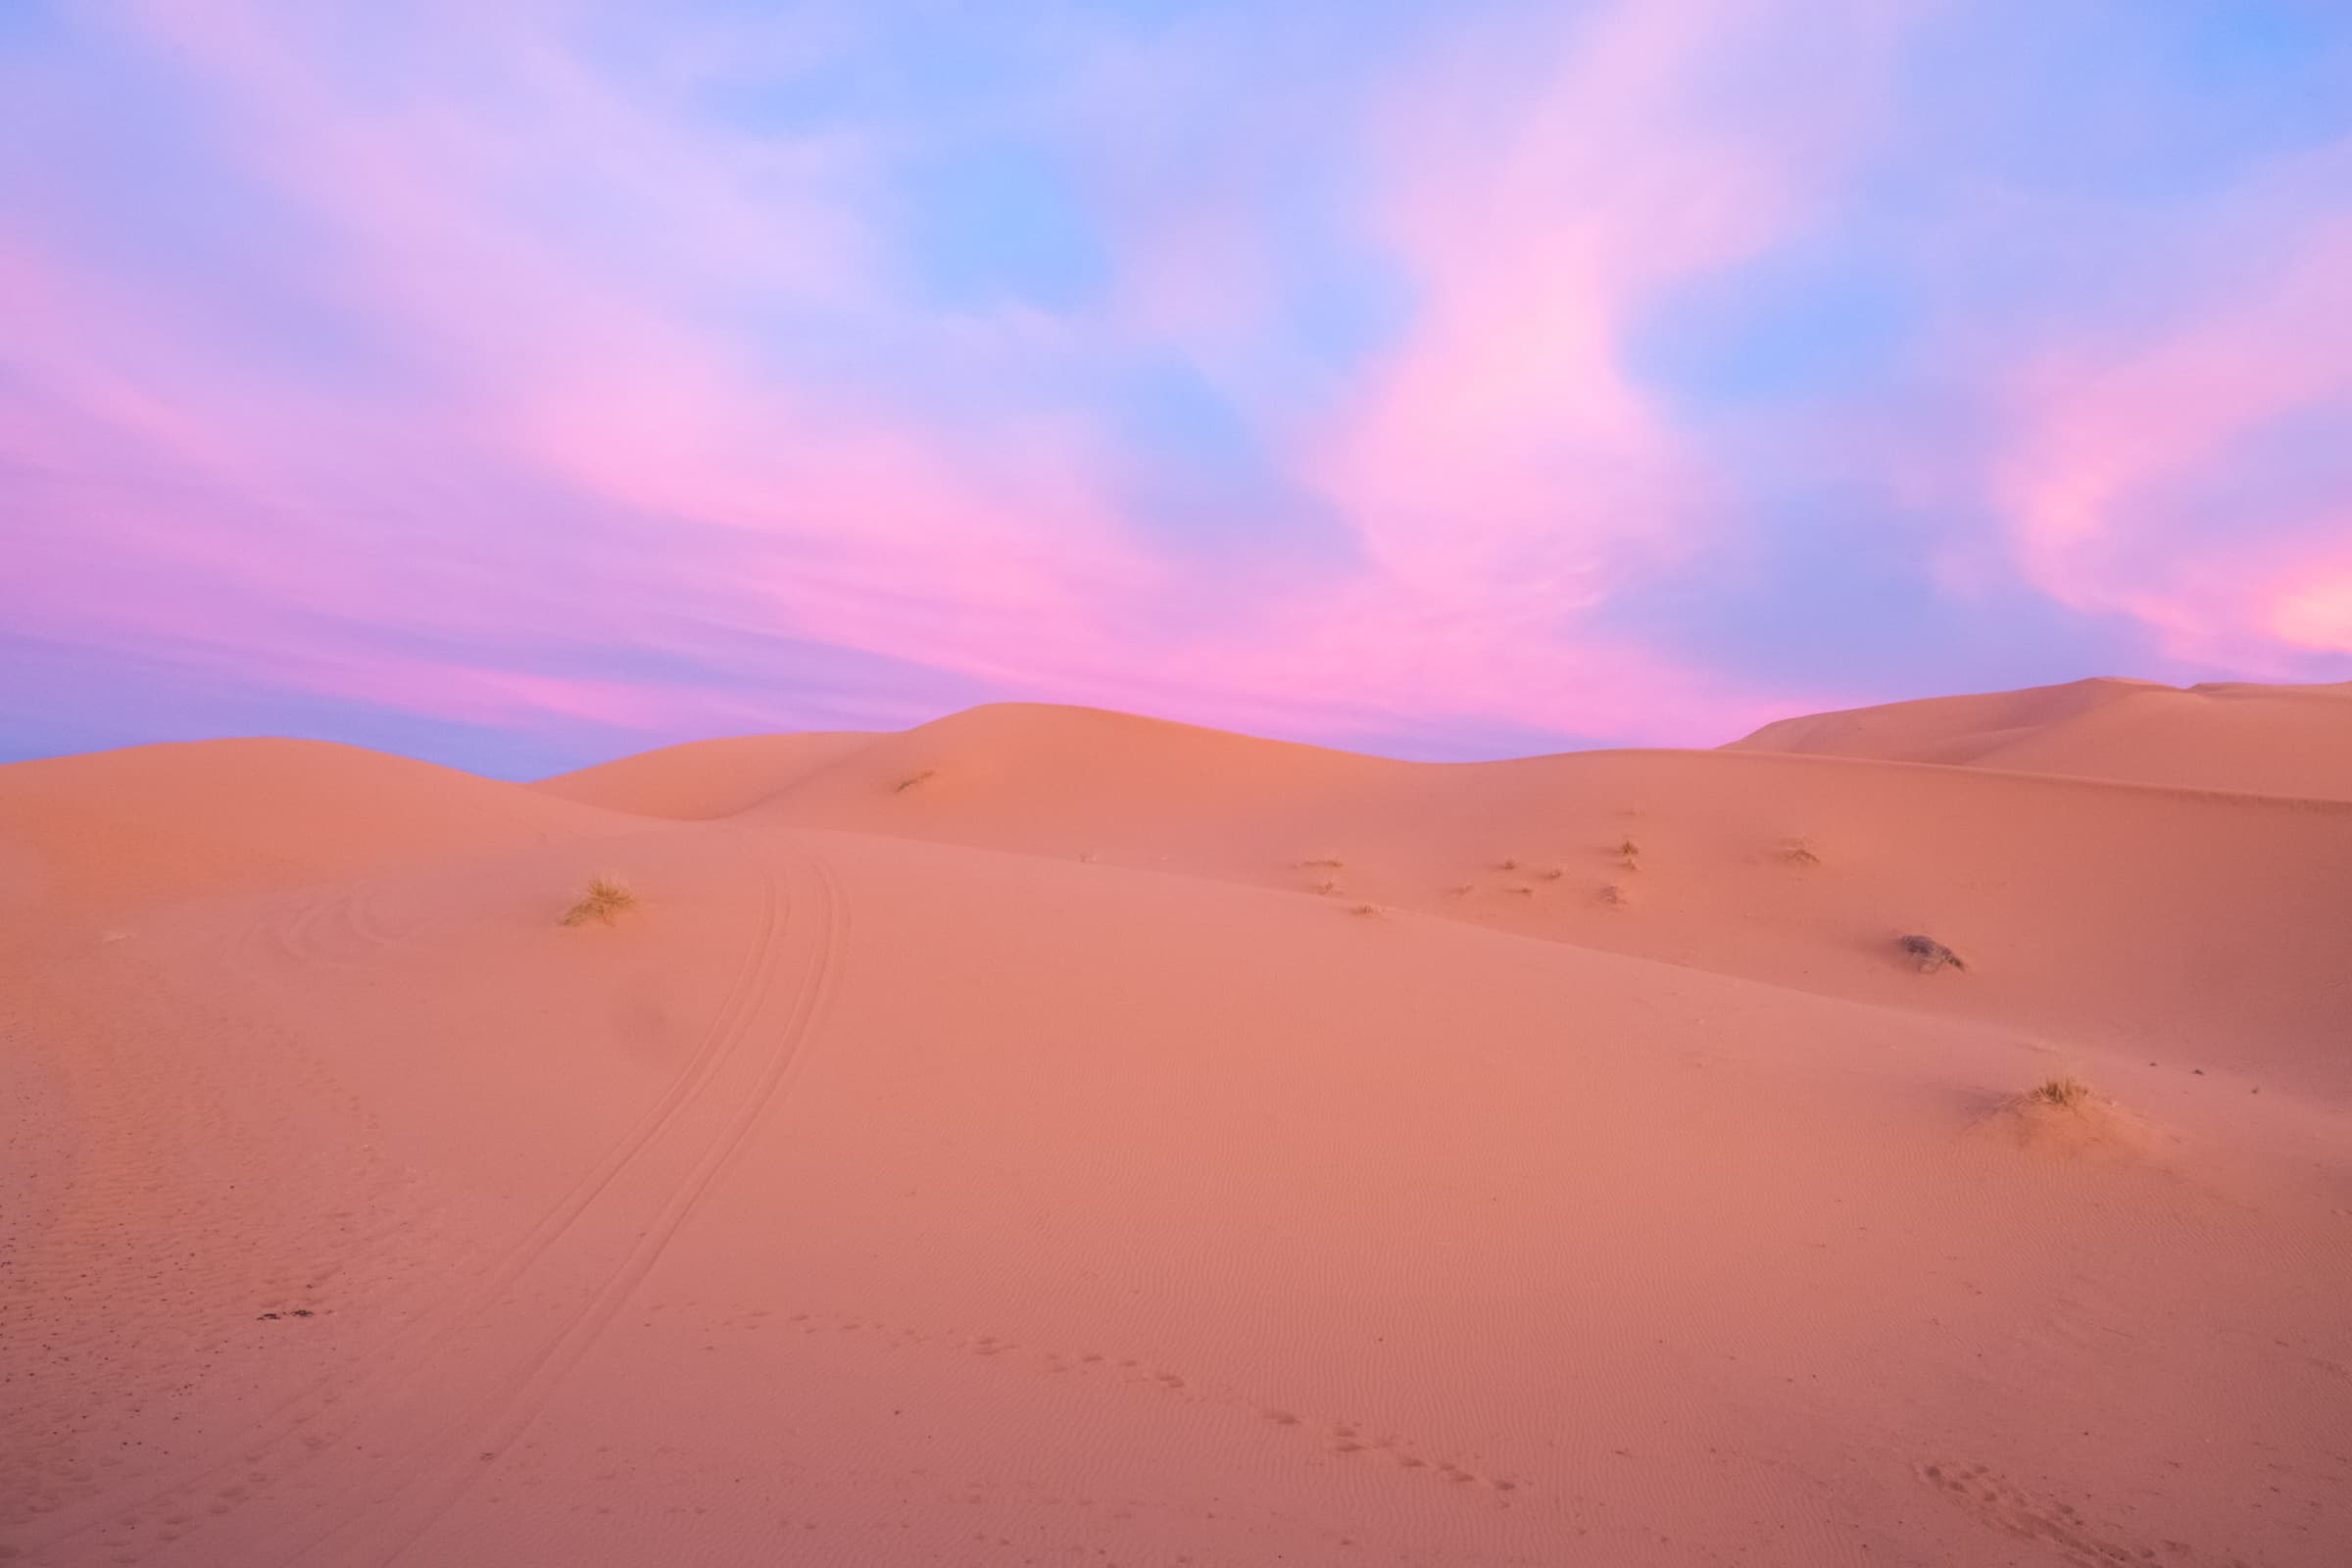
top-left (1996, 150), bottom-right (2352, 668)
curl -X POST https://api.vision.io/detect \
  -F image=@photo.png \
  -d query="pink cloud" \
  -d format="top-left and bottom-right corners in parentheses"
top-left (9, 0), bottom-right (1909, 759)
top-left (2266, 547), bottom-right (2352, 656)
top-left (1228, 0), bottom-right (1909, 732)
top-left (1994, 142), bottom-right (2352, 671)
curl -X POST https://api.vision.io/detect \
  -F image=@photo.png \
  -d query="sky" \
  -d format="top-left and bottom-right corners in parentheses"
top-left (5, 0), bottom-right (2351, 776)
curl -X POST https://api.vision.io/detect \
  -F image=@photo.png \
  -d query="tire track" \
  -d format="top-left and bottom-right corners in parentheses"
top-left (264, 847), bottom-right (844, 1567)
top-left (16, 837), bottom-right (787, 1565)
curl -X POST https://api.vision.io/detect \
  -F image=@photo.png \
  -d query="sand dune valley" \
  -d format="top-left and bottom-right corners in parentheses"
top-left (3, 675), bottom-right (2350, 1568)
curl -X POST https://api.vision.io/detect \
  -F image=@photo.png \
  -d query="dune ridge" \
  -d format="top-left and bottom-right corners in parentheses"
top-left (1730, 674), bottom-right (2352, 797)
top-left (530, 696), bottom-right (2352, 1101)
top-left (5, 678), bottom-right (2350, 1566)
top-left (533, 731), bottom-right (878, 820)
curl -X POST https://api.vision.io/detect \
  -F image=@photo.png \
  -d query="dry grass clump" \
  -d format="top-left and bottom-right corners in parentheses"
top-left (1899, 933), bottom-right (1965, 973)
top-left (1616, 838), bottom-right (1641, 868)
top-left (1350, 903), bottom-right (1383, 917)
top-left (894, 768), bottom-right (937, 793)
top-left (1313, 877), bottom-right (1341, 896)
top-left (1781, 838), bottom-right (1821, 867)
top-left (2028, 1074), bottom-right (2092, 1110)
top-left (560, 876), bottom-right (637, 927)
top-left (1597, 882), bottom-right (1629, 906)
top-left (1300, 856), bottom-right (1346, 869)
top-left (1987, 1073), bottom-right (2143, 1157)
top-left (1537, 866), bottom-right (1565, 881)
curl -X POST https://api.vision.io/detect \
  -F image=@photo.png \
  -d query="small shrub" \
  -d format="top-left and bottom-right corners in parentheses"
top-left (1899, 933), bottom-right (1965, 973)
top-left (1350, 903), bottom-right (1382, 917)
top-left (2028, 1075), bottom-right (2091, 1110)
top-left (895, 768), bottom-right (937, 793)
top-left (1782, 839), bottom-right (1821, 866)
top-left (561, 876), bottom-right (636, 927)
top-left (1617, 838), bottom-right (1641, 865)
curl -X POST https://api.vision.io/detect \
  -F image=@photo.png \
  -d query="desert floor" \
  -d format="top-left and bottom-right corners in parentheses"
top-left (4, 677), bottom-right (2349, 1566)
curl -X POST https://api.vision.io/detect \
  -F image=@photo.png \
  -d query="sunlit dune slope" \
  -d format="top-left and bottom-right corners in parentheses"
top-left (0, 738), bottom-right (631, 931)
top-left (532, 731), bottom-right (876, 819)
top-left (1730, 675), bottom-right (2352, 797)
top-left (559, 700), bottom-right (2352, 1101)
top-left (5, 820), bottom-right (2347, 1566)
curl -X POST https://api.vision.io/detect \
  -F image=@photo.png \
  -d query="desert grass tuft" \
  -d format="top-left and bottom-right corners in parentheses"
top-left (561, 876), bottom-right (637, 927)
top-left (894, 768), bottom-right (937, 794)
top-left (1617, 837), bottom-right (1641, 866)
top-left (2027, 1074), bottom-right (2092, 1110)
top-left (1350, 902), bottom-right (1382, 917)
top-left (1300, 856), bottom-right (1345, 869)
top-left (1898, 933), bottom-right (1965, 973)
top-left (1781, 838), bottom-right (1821, 866)
top-left (1597, 882), bottom-right (1628, 906)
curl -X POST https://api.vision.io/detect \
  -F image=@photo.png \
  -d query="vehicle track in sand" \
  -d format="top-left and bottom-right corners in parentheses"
top-left (308, 853), bottom-right (849, 1568)
top-left (13, 838), bottom-right (845, 1568)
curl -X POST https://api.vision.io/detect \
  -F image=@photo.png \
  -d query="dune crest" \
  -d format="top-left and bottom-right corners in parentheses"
top-left (533, 731), bottom-right (877, 819)
top-left (514, 694), bottom-right (2352, 1102)
top-left (1729, 675), bottom-right (2352, 797)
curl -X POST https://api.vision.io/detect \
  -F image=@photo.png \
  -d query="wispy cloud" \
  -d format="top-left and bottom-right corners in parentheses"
top-left (1996, 143), bottom-right (2352, 668)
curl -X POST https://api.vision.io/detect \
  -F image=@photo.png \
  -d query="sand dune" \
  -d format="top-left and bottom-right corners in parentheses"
top-left (0, 738), bottom-right (638, 937)
top-left (1732, 674), bottom-right (2352, 797)
top-left (533, 732), bottom-right (876, 820)
top-left (698, 700), bottom-right (2352, 1099)
top-left (5, 684), bottom-right (2350, 1566)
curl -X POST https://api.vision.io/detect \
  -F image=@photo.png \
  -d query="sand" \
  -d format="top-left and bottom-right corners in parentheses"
top-left (1731, 674), bottom-right (2352, 798)
top-left (4, 680), bottom-right (2349, 1566)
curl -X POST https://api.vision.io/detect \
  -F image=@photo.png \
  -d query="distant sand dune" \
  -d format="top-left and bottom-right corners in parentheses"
top-left (1730, 674), bottom-right (2352, 797)
top-left (0, 737), bottom-right (635, 934)
top-left (521, 695), bottom-right (2352, 1101)
top-left (533, 731), bottom-right (877, 819)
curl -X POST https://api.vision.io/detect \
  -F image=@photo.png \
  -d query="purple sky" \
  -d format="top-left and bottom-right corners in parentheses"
top-left (5, 0), bottom-right (2351, 776)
